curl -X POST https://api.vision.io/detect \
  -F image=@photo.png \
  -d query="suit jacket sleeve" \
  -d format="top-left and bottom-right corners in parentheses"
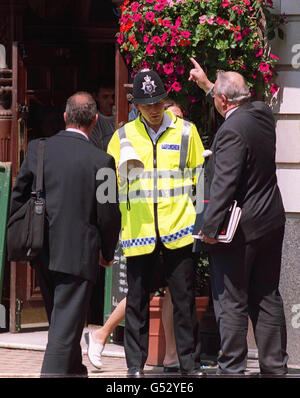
top-left (96, 154), bottom-right (121, 262)
top-left (202, 127), bottom-right (247, 238)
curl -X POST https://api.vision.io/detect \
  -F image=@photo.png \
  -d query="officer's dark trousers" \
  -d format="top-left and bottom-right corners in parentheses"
top-left (209, 226), bottom-right (288, 374)
top-left (124, 242), bottom-right (201, 373)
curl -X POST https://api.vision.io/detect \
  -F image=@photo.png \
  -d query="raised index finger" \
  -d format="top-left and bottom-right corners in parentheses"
top-left (190, 57), bottom-right (201, 69)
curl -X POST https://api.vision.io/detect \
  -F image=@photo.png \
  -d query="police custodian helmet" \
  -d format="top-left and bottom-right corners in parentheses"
top-left (133, 69), bottom-right (167, 105)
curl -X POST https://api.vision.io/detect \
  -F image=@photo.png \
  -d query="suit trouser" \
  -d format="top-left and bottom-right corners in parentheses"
top-left (209, 226), bottom-right (288, 374)
top-left (124, 242), bottom-right (201, 372)
top-left (33, 257), bottom-right (93, 376)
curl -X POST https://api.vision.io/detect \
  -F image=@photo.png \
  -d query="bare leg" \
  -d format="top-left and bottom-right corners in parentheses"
top-left (162, 287), bottom-right (179, 366)
top-left (92, 297), bottom-right (126, 345)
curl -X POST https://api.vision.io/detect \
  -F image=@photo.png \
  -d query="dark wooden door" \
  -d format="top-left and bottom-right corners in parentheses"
top-left (9, 41), bottom-right (81, 331)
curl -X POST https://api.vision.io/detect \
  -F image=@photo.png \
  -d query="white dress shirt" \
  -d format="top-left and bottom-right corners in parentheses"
top-left (142, 113), bottom-right (176, 144)
top-left (66, 128), bottom-right (89, 140)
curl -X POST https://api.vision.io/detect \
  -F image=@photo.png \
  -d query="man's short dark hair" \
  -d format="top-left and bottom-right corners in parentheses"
top-left (65, 92), bottom-right (97, 128)
top-left (97, 80), bottom-right (115, 93)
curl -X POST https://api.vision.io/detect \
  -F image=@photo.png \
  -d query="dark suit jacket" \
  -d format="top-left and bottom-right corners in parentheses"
top-left (201, 101), bottom-right (285, 244)
top-left (10, 130), bottom-right (121, 282)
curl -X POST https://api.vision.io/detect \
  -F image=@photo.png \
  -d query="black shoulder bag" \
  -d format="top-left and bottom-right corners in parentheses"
top-left (7, 139), bottom-right (46, 261)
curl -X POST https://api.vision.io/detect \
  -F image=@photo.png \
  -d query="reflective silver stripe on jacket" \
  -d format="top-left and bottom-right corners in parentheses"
top-left (118, 121), bottom-right (191, 171)
top-left (118, 185), bottom-right (194, 202)
top-left (179, 120), bottom-right (191, 171)
top-left (139, 169), bottom-right (198, 180)
top-left (118, 125), bottom-right (126, 140)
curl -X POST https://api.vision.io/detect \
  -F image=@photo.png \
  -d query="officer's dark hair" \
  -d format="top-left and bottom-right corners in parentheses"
top-left (65, 91), bottom-right (97, 128)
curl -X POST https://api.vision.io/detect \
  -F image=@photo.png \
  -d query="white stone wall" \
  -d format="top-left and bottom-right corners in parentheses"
top-left (271, 1), bottom-right (300, 366)
top-left (271, 1), bottom-right (300, 214)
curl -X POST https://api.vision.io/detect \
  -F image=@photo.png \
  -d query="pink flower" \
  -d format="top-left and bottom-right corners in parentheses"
top-left (140, 60), bottom-right (151, 69)
top-left (160, 33), bottom-right (168, 45)
top-left (156, 63), bottom-right (163, 75)
top-left (154, 3), bottom-right (166, 12)
top-left (175, 64), bottom-right (185, 75)
top-left (152, 36), bottom-right (162, 45)
top-left (133, 13), bottom-right (142, 22)
top-left (199, 15), bottom-right (214, 25)
top-left (234, 32), bottom-right (242, 41)
top-left (170, 38), bottom-right (177, 47)
top-left (263, 72), bottom-right (273, 83)
top-left (163, 62), bottom-right (174, 74)
top-left (215, 17), bottom-right (225, 26)
top-left (222, 0), bottom-right (230, 8)
top-left (175, 16), bottom-right (182, 28)
top-left (180, 30), bottom-right (191, 39)
top-left (172, 81), bottom-right (182, 92)
top-left (270, 83), bottom-right (279, 94)
top-left (199, 15), bottom-right (206, 24)
top-left (232, 5), bottom-right (245, 15)
top-left (145, 43), bottom-right (156, 55)
top-left (255, 48), bottom-right (263, 57)
top-left (270, 53), bottom-right (280, 60)
top-left (116, 33), bottom-right (124, 45)
top-left (143, 34), bottom-right (149, 44)
top-left (242, 28), bottom-right (251, 36)
top-left (162, 19), bottom-right (172, 27)
top-left (131, 2), bottom-right (140, 12)
top-left (259, 62), bottom-right (270, 72)
top-left (145, 12), bottom-right (155, 21)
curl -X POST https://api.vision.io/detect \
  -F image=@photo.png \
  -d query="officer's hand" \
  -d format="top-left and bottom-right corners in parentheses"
top-left (100, 253), bottom-right (114, 268)
top-left (189, 58), bottom-right (214, 94)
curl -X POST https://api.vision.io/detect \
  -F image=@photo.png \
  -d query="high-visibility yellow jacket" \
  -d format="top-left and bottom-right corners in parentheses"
top-left (107, 110), bottom-right (204, 257)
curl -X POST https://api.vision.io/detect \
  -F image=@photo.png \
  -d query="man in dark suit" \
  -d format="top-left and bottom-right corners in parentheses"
top-left (189, 59), bottom-right (288, 374)
top-left (9, 92), bottom-right (121, 377)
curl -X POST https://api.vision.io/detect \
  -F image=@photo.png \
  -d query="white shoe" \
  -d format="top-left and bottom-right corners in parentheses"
top-left (84, 332), bottom-right (104, 369)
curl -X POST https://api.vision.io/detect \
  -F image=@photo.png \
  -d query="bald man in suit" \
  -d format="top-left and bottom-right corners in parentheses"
top-left (189, 59), bottom-right (288, 375)
top-left (10, 92), bottom-right (121, 376)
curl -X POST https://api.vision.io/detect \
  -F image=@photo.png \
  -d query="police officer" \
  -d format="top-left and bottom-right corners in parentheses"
top-left (107, 70), bottom-right (205, 376)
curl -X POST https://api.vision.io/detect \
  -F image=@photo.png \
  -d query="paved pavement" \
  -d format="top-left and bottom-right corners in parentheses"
top-left (0, 327), bottom-right (299, 379)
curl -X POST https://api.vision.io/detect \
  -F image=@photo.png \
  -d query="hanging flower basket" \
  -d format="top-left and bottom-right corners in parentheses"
top-left (116, 0), bottom-right (286, 139)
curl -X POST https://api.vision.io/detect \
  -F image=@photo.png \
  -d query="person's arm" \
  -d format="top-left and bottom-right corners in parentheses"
top-left (96, 154), bottom-right (121, 264)
top-left (189, 58), bottom-right (214, 94)
top-left (201, 127), bottom-right (246, 239)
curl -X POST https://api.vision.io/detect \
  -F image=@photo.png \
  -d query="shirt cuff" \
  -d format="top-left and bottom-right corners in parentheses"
top-left (206, 84), bottom-right (215, 97)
